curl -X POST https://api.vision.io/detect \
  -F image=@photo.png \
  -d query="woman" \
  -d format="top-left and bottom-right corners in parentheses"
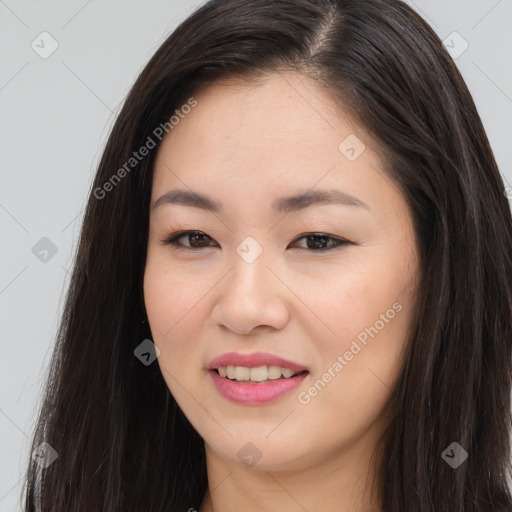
top-left (22, 0), bottom-right (512, 510)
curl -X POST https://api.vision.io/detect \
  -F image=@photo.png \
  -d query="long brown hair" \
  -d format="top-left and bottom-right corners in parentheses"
top-left (22, 0), bottom-right (512, 510)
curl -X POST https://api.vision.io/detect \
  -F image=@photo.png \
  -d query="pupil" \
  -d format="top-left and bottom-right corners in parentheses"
top-left (190, 233), bottom-right (208, 247)
top-left (308, 235), bottom-right (328, 249)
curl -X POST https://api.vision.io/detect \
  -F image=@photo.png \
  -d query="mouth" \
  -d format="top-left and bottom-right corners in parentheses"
top-left (212, 365), bottom-right (309, 384)
top-left (206, 352), bottom-right (310, 404)
top-left (208, 365), bottom-right (309, 405)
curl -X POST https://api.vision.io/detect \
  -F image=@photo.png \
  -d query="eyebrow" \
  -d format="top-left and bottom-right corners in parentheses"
top-left (152, 188), bottom-right (369, 213)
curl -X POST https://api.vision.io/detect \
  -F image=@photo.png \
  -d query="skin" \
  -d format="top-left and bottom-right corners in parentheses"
top-left (143, 72), bottom-right (420, 512)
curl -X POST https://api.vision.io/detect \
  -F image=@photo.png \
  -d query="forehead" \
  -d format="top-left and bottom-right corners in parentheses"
top-left (172, 73), bottom-right (356, 149)
top-left (152, 72), bottom-right (381, 191)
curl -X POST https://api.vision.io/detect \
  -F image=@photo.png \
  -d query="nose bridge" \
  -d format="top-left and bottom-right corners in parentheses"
top-left (230, 236), bottom-right (270, 294)
top-left (211, 235), bottom-right (289, 334)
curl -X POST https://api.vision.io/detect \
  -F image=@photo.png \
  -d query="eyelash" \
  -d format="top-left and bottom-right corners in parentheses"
top-left (159, 230), bottom-right (350, 253)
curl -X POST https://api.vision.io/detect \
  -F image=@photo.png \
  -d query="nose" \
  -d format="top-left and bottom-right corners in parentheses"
top-left (210, 248), bottom-right (290, 336)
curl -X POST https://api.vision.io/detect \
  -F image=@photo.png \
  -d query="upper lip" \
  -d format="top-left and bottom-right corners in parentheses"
top-left (207, 352), bottom-right (308, 373)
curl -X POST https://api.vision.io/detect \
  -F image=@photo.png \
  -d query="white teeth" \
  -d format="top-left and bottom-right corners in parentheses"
top-left (249, 366), bottom-right (268, 382)
top-left (235, 366), bottom-right (250, 381)
top-left (281, 368), bottom-right (295, 378)
top-left (216, 365), bottom-right (303, 381)
top-left (268, 365), bottom-right (282, 379)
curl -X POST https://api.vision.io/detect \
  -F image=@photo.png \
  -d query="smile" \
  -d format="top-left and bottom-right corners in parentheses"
top-left (209, 366), bottom-right (309, 405)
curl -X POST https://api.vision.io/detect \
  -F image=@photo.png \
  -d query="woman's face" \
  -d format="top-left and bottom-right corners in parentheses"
top-left (144, 72), bottom-right (420, 471)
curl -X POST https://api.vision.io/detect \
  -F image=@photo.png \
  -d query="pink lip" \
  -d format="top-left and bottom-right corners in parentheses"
top-left (207, 351), bottom-right (308, 373)
top-left (209, 370), bottom-right (309, 405)
top-left (206, 351), bottom-right (309, 405)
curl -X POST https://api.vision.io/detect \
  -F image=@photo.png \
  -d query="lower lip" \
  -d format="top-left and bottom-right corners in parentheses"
top-left (209, 370), bottom-right (308, 405)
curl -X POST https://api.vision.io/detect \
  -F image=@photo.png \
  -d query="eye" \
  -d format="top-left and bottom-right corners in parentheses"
top-left (160, 230), bottom-right (350, 252)
top-left (290, 233), bottom-right (350, 251)
top-left (161, 230), bottom-right (218, 251)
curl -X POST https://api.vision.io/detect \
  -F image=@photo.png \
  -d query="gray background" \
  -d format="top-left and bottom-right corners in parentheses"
top-left (1, 1), bottom-right (511, 510)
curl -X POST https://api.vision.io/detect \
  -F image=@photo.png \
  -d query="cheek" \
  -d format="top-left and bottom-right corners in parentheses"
top-left (296, 286), bottom-right (411, 450)
top-left (143, 259), bottom-right (210, 404)
top-left (143, 261), bottom-right (208, 392)
top-left (302, 259), bottom-right (403, 355)
top-left (303, 250), bottom-right (416, 400)
top-left (143, 255), bottom-right (209, 340)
